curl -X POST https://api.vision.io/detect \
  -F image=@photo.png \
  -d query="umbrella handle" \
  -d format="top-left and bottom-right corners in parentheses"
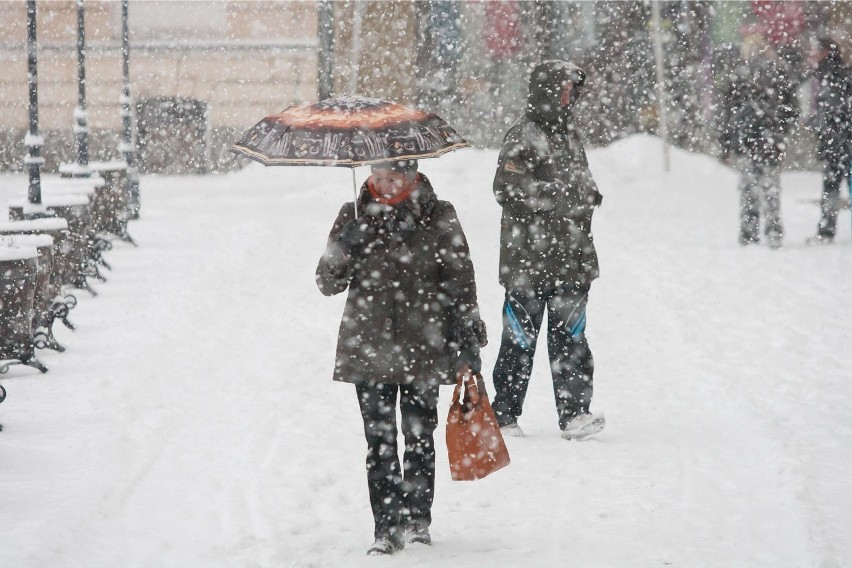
top-left (352, 168), bottom-right (359, 219)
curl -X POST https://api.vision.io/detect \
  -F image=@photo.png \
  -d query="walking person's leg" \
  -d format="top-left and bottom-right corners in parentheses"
top-left (547, 285), bottom-right (604, 439)
top-left (492, 288), bottom-right (547, 431)
top-left (356, 382), bottom-right (405, 554)
top-left (848, 153), bottom-right (852, 237)
top-left (739, 159), bottom-right (761, 245)
top-left (398, 382), bottom-right (440, 545)
top-left (760, 164), bottom-right (783, 248)
top-left (817, 159), bottom-right (843, 241)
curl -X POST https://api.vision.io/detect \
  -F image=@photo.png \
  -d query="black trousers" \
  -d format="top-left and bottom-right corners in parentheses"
top-left (818, 158), bottom-right (849, 239)
top-left (355, 381), bottom-right (439, 539)
top-left (492, 286), bottom-right (594, 430)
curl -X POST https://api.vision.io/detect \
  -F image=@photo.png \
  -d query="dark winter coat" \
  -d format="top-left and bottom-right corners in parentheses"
top-left (493, 60), bottom-right (602, 292)
top-left (813, 49), bottom-right (852, 164)
top-left (719, 55), bottom-right (799, 165)
top-left (316, 175), bottom-right (487, 386)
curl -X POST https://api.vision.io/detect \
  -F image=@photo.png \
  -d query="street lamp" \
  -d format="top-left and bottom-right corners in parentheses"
top-left (71, 0), bottom-right (90, 176)
top-left (58, 0), bottom-right (93, 179)
top-left (120, 0), bottom-right (140, 219)
top-left (24, 0), bottom-right (45, 207)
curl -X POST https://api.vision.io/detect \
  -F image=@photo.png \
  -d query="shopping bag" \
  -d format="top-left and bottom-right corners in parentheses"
top-left (446, 369), bottom-right (510, 481)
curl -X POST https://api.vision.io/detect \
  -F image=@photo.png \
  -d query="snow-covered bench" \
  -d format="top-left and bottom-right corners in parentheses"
top-left (58, 163), bottom-right (136, 244)
top-left (0, 234), bottom-right (69, 352)
top-left (0, 246), bottom-right (47, 375)
top-left (0, 218), bottom-right (79, 339)
top-left (8, 194), bottom-right (103, 296)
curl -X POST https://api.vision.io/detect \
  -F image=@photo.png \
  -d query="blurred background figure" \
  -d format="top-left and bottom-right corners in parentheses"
top-left (807, 38), bottom-right (852, 245)
top-left (718, 34), bottom-right (799, 249)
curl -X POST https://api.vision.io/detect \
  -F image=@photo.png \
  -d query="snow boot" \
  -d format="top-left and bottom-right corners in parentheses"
top-left (806, 234), bottom-right (834, 246)
top-left (500, 422), bottom-right (525, 438)
top-left (739, 233), bottom-right (759, 246)
top-left (767, 235), bottom-right (783, 250)
top-left (366, 538), bottom-right (396, 556)
top-left (561, 413), bottom-right (606, 440)
top-left (366, 525), bottom-right (404, 556)
top-left (405, 520), bottom-right (431, 545)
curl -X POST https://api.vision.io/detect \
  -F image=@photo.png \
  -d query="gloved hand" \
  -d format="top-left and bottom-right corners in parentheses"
top-left (455, 343), bottom-right (482, 375)
top-left (537, 180), bottom-right (585, 213)
top-left (338, 218), bottom-right (377, 257)
top-left (543, 179), bottom-right (583, 203)
top-left (539, 179), bottom-right (570, 199)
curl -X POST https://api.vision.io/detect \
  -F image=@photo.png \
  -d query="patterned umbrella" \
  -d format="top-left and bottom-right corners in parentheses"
top-left (232, 96), bottom-right (469, 166)
top-left (231, 96), bottom-right (470, 214)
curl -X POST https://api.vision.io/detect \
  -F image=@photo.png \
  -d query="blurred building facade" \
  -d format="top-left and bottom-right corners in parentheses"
top-left (0, 1), bottom-right (317, 173)
top-left (1, 1), bottom-right (850, 174)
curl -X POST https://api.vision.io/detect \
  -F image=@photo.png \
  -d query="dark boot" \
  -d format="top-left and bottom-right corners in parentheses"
top-left (405, 519), bottom-right (432, 545)
top-left (366, 524), bottom-right (404, 556)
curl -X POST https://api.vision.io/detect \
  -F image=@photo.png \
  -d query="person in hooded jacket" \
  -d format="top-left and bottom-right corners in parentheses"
top-left (490, 60), bottom-right (605, 441)
top-left (316, 159), bottom-right (487, 556)
top-left (718, 39), bottom-right (799, 248)
top-left (808, 38), bottom-right (852, 244)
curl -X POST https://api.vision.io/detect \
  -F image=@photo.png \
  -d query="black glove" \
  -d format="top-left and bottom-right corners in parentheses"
top-left (540, 180), bottom-right (570, 199)
top-left (543, 179), bottom-right (584, 203)
top-left (586, 188), bottom-right (603, 207)
top-left (337, 218), bottom-right (377, 257)
top-left (455, 343), bottom-right (482, 375)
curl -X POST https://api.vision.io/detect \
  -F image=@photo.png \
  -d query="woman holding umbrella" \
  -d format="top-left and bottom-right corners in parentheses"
top-left (316, 159), bottom-right (487, 556)
top-left (232, 97), bottom-right (481, 555)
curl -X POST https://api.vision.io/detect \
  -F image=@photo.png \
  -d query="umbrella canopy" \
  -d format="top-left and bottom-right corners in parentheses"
top-left (230, 96), bottom-right (469, 167)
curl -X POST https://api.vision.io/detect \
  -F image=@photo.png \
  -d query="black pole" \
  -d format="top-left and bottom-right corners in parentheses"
top-left (535, 0), bottom-right (557, 61)
top-left (317, 0), bottom-right (334, 100)
top-left (120, 0), bottom-right (139, 218)
top-left (73, 0), bottom-right (89, 172)
top-left (25, 0), bottom-right (43, 205)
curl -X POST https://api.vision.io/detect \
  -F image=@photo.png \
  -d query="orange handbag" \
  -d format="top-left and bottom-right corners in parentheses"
top-left (446, 370), bottom-right (511, 481)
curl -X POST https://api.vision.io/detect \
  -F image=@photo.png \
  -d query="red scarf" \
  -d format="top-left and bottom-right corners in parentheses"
top-left (367, 173), bottom-right (420, 206)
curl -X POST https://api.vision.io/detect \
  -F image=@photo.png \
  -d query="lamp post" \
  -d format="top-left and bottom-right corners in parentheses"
top-left (348, 0), bottom-right (365, 95)
top-left (652, 0), bottom-right (671, 172)
top-left (317, 0), bottom-right (334, 100)
top-left (120, 0), bottom-right (140, 218)
top-left (71, 0), bottom-right (90, 176)
top-left (25, 0), bottom-right (44, 206)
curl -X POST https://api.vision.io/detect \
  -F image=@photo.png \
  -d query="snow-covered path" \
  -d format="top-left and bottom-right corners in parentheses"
top-left (1, 137), bottom-right (850, 567)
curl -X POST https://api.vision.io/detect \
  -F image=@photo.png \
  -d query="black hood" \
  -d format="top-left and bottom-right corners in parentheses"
top-left (526, 60), bottom-right (586, 135)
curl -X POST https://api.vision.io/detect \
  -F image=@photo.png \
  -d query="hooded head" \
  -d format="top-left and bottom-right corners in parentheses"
top-left (526, 60), bottom-right (586, 134)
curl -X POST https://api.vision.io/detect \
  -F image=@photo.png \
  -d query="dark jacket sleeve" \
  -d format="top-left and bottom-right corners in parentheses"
top-left (775, 65), bottom-right (800, 134)
top-left (315, 204), bottom-right (355, 296)
top-left (435, 202), bottom-right (487, 350)
top-left (493, 125), bottom-right (586, 216)
top-left (493, 126), bottom-right (569, 209)
top-left (718, 79), bottom-right (744, 156)
top-left (782, 80), bottom-right (800, 132)
top-left (493, 132), bottom-right (547, 208)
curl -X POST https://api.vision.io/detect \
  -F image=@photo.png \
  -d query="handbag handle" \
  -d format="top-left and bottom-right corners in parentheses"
top-left (452, 368), bottom-right (481, 407)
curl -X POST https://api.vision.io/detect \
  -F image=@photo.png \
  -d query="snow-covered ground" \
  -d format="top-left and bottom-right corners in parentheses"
top-left (1, 136), bottom-right (850, 567)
